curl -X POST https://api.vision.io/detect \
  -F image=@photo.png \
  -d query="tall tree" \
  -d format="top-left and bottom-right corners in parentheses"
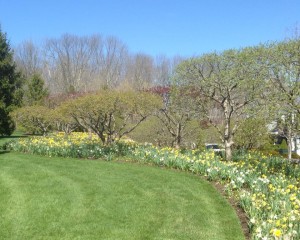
top-left (43, 34), bottom-right (128, 93)
top-left (125, 53), bottom-right (154, 90)
top-left (100, 36), bottom-right (128, 89)
top-left (174, 47), bottom-right (266, 160)
top-left (267, 40), bottom-right (300, 159)
top-left (44, 34), bottom-right (99, 93)
top-left (14, 40), bottom-right (42, 78)
top-left (0, 28), bottom-right (23, 135)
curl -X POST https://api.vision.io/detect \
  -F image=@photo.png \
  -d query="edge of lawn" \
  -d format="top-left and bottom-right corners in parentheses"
top-left (115, 158), bottom-right (251, 240)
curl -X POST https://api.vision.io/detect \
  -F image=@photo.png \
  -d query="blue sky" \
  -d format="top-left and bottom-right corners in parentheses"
top-left (0, 0), bottom-right (299, 57)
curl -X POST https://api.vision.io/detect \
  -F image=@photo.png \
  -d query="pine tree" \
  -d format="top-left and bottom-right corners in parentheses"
top-left (0, 28), bottom-right (23, 135)
top-left (25, 74), bottom-right (48, 105)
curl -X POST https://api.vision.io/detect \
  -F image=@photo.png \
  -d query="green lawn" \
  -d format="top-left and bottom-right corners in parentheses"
top-left (0, 151), bottom-right (245, 240)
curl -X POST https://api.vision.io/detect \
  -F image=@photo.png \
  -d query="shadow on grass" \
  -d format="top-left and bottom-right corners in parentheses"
top-left (0, 135), bottom-right (27, 140)
top-left (0, 150), bottom-right (10, 154)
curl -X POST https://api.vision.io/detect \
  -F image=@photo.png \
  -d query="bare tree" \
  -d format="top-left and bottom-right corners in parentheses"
top-left (14, 40), bottom-right (42, 78)
top-left (44, 34), bottom-right (99, 93)
top-left (154, 55), bottom-right (184, 86)
top-left (154, 55), bottom-right (171, 86)
top-left (125, 53), bottom-right (154, 90)
top-left (98, 36), bottom-right (128, 89)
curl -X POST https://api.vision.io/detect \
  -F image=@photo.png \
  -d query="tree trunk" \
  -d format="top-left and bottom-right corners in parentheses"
top-left (287, 128), bottom-right (293, 160)
top-left (223, 99), bottom-right (234, 161)
top-left (175, 123), bottom-right (182, 149)
top-left (224, 139), bottom-right (233, 161)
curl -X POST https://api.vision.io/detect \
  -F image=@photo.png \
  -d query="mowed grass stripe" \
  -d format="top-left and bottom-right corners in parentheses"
top-left (0, 152), bottom-right (245, 240)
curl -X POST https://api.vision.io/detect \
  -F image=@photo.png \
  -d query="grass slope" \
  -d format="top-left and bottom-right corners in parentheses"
top-left (0, 152), bottom-right (245, 240)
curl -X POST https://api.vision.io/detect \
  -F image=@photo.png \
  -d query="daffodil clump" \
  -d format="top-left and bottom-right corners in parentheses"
top-left (8, 134), bottom-right (300, 239)
top-left (8, 132), bottom-right (137, 159)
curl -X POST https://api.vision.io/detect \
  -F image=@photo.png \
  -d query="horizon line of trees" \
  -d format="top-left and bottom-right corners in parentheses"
top-left (14, 33), bottom-right (184, 94)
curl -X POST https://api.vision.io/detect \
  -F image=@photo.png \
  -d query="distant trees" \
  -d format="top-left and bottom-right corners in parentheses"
top-left (14, 40), bottom-right (42, 78)
top-left (125, 53), bottom-right (154, 90)
top-left (44, 34), bottom-right (103, 93)
top-left (42, 34), bottom-right (130, 92)
top-left (0, 29), bottom-right (23, 135)
top-left (14, 34), bottom-right (183, 95)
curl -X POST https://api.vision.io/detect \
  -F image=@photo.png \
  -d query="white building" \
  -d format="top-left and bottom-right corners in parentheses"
top-left (292, 136), bottom-right (300, 156)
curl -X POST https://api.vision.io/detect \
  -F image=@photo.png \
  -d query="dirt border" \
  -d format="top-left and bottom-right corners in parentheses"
top-left (211, 181), bottom-right (250, 240)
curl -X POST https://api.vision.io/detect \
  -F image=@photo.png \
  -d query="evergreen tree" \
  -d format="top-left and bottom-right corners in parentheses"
top-left (25, 74), bottom-right (48, 105)
top-left (0, 28), bottom-right (23, 135)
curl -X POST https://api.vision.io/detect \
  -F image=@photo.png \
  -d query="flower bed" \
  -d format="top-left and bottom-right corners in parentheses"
top-left (8, 133), bottom-right (300, 239)
top-left (7, 132), bottom-right (136, 160)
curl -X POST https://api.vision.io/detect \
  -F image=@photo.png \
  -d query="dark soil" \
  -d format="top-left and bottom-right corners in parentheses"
top-left (212, 181), bottom-right (250, 240)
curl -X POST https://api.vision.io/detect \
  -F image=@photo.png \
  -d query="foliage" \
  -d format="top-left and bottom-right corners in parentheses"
top-left (24, 73), bottom-right (49, 105)
top-left (266, 40), bottom-right (300, 160)
top-left (234, 117), bottom-right (271, 150)
top-left (268, 40), bottom-right (300, 115)
top-left (155, 86), bottom-right (201, 148)
top-left (0, 29), bottom-right (23, 135)
top-left (60, 90), bottom-right (162, 145)
top-left (128, 116), bottom-right (173, 146)
top-left (11, 105), bottom-right (52, 135)
top-left (196, 126), bottom-right (222, 151)
top-left (174, 47), bottom-right (267, 160)
top-left (51, 105), bottom-right (79, 134)
top-left (129, 116), bottom-right (201, 148)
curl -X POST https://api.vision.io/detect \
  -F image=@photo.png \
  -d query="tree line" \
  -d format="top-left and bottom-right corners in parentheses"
top-left (14, 34), bottom-right (183, 93)
top-left (0, 28), bottom-right (299, 161)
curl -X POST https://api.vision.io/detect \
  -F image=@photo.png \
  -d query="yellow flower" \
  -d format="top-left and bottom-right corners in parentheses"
top-left (274, 229), bottom-right (282, 237)
top-left (270, 228), bottom-right (282, 237)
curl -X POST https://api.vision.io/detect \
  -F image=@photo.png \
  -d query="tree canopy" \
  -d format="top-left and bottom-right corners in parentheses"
top-left (0, 29), bottom-right (23, 135)
top-left (59, 90), bottom-right (162, 145)
top-left (174, 47), bottom-right (267, 160)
